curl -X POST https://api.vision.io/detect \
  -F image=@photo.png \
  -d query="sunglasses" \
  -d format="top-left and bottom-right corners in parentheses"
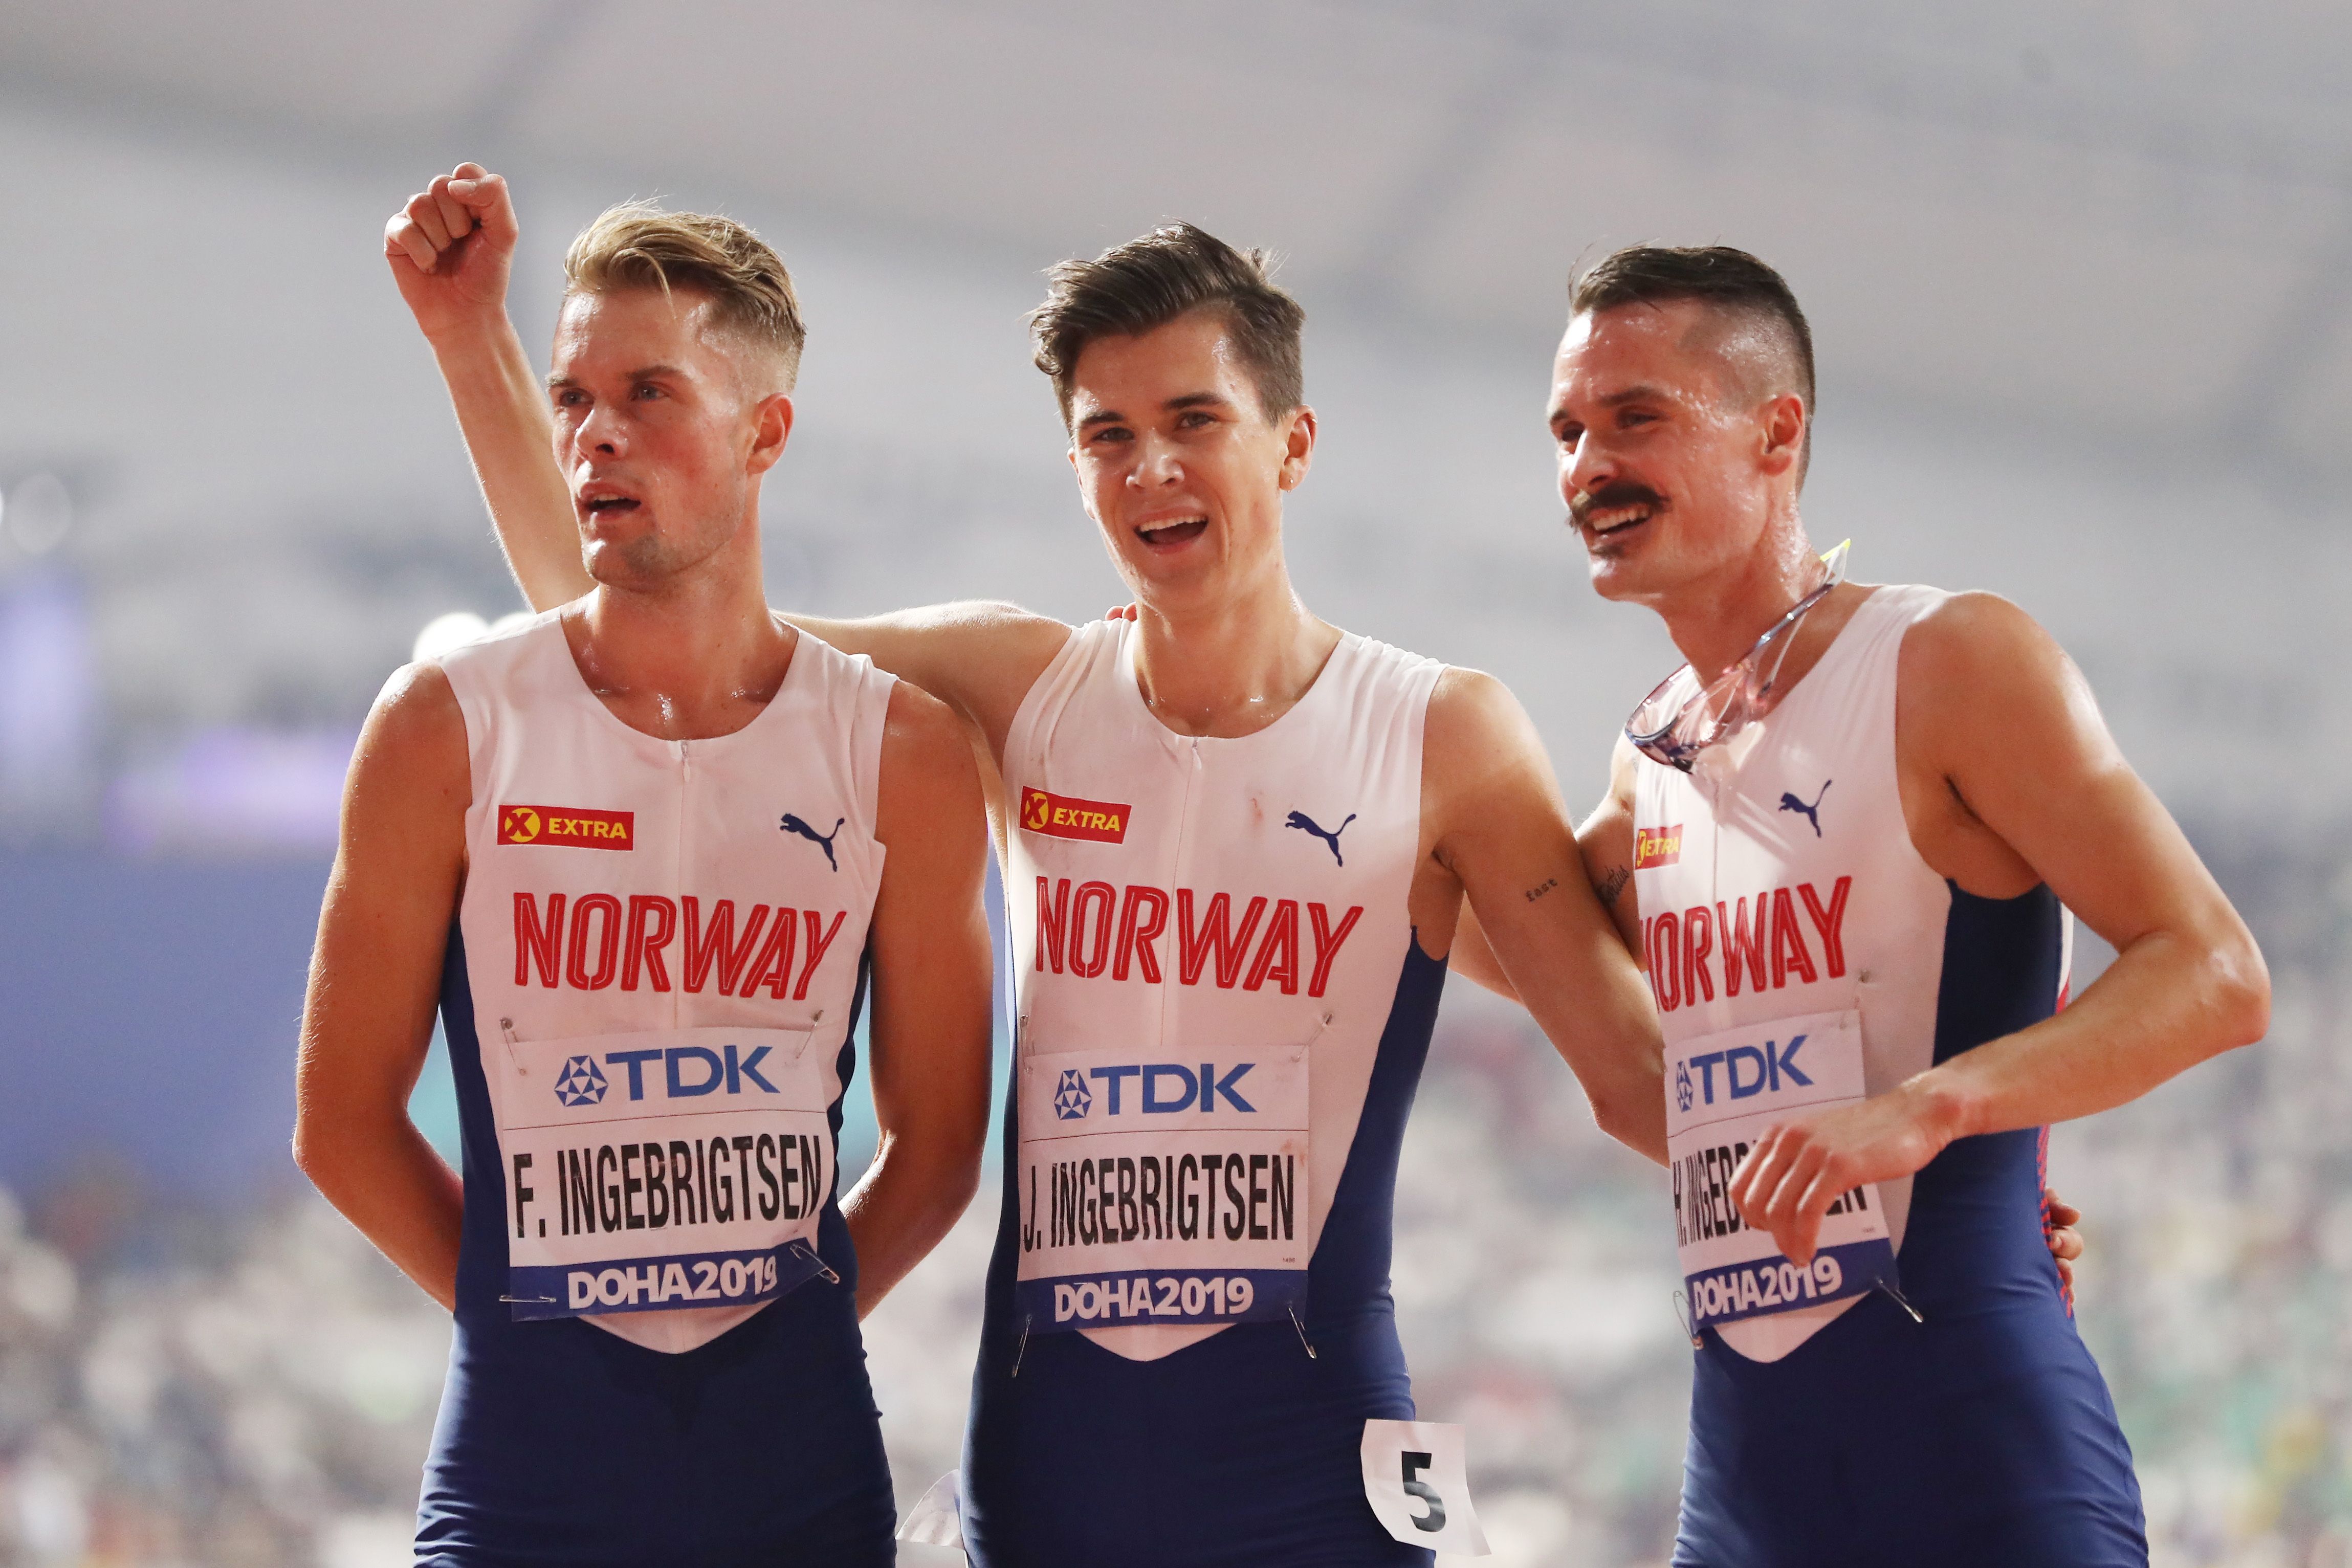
top-left (1624, 540), bottom-right (1851, 773)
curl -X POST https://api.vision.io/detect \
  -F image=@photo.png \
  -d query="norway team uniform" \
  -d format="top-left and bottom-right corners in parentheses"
top-left (1634, 586), bottom-right (2146, 1567)
top-left (417, 616), bottom-right (898, 1566)
top-left (961, 619), bottom-right (1448, 1567)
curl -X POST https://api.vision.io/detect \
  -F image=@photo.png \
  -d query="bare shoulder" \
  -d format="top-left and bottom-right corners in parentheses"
top-left (1425, 665), bottom-right (1541, 757)
top-left (356, 661), bottom-right (469, 785)
top-left (339, 661), bottom-right (471, 864)
top-left (1422, 665), bottom-right (1558, 819)
top-left (1901, 590), bottom-right (2070, 694)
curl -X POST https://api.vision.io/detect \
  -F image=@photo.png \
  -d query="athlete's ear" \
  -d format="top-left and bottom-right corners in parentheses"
top-left (746, 392), bottom-right (794, 476)
top-left (1276, 404), bottom-right (1316, 492)
top-left (1758, 392), bottom-right (1804, 479)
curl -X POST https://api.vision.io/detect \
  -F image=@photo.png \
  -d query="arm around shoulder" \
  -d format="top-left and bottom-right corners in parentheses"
top-left (786, 600), bottom-right (1071, 754)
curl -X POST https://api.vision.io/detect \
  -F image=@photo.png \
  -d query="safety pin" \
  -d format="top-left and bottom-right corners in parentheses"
top-left (1670, 1290), bottom-right (1703, 1349)
top-left (1288, 1302), bottom-right (1318, 1360)
top-left (786, 1240), bottom-right (842, 1287)
top-left (1011, 1315), bottom-right (1032, 1379)
top-left (499, 1294), bottom-right (558, 1305)
top-left (1876, 1279), bottom-right (1926, 1324)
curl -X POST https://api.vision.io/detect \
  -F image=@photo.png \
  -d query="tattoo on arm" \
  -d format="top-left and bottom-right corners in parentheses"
top-left (1523, 877), bottom-right (1559, 902)
top-left (1596, 867), bottom-right (1630, 908)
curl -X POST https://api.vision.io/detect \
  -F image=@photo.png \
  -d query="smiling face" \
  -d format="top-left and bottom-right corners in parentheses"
top-left (1548, 298), bottom-right (1807, 609)
top-left (546, 286), bottom-right (791, 590)
top-left (1066, 308), bottom-right (1314, 611)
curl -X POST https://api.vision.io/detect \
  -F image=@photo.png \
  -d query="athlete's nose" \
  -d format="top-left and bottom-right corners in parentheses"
top-left (575, 400), bottom-right (629, 461)
top-left (1563, 431), bottom-right (1615, 510)
top-left (1130, 430), bottom-right (1182, 488)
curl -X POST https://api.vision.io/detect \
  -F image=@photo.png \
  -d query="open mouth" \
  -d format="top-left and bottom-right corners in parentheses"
top-left (1135, 517), bottom-right (1208, 548)
top-left (1585, 502), bottom-right (1654, 536)
top-left (579, 485), bottom-right (642, 520)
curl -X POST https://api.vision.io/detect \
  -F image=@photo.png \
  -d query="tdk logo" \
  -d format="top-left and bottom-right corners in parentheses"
top-left (574, 1043), bottom-right (784, 1103)
top-left (554, 1055), bottom-right (609, 1108)
top-left (1673, 1036), bottom-right (1812, 1107)
top-left (1081, 1063), bottom-right (1255, 1117)
top-left (1053, 1070), bottom-right (1093, 1120)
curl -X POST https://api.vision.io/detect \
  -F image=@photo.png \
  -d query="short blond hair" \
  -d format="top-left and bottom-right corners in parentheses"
top-left (563, 202), bottom-right (806, 391)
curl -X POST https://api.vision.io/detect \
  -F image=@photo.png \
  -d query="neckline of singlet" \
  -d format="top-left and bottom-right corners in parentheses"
top-left (1663, 583), bottom-right (1902, 766)
top-left (1109, 618), bottom-right (1362, 750)
top-left (532, 610), bottom-right (814, 754)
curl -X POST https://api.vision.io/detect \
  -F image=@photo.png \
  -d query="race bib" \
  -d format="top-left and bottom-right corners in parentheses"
top-left (1361, 1421), bottom-right (1490, 1556)
top-left (484, 1025), bottom-right (836, 1321)
top-left (1014, 1042), bottom-right (1308, 1332)
top-left (1665, 1008), bottom-right (1898, 1332)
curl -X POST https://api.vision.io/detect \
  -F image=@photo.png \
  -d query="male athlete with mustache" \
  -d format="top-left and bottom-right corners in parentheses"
top-left (1462, 245), bottom-right (2268, 1566)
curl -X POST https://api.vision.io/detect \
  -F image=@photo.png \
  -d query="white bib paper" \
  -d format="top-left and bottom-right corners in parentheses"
top-left (1361, 1420), bottom-right (1489, 1555)
top-left (1014, 1042), bottom-right (1308, 1332)
top-left (1665, 1008), bottom-right (1899, 1331)
top-left (485, 1024), bottom-right (834, 1320)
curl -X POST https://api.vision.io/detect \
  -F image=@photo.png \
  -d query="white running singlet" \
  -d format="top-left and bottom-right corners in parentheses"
top-left (1003, 617), bottom-right (1442, 1360)
top-left (439, 613), bottom-right (894, 1355)
top-left (1633, 583), bottom-right (2072, 1362)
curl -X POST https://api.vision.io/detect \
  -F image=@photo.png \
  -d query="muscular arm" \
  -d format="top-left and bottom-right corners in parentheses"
top-left (839, 683), bottom-right (995, 1316)
top-left (1425, 671), bottom-right (1665, 1162)
top-left (1449, 735), bottom-right (1642, 992)
top-left (293, 665), bottom-right (472, 1309)
top-left (1734, 593), bottom-right (2270, 1262)
top-left (385, 165), bottom-right (590, 611)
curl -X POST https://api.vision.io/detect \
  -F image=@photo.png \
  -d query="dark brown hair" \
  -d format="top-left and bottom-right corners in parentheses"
top-left (1570, 244), bottom-right (1815, 419)
top-left (1030, 223), bottom-right (1305, 426)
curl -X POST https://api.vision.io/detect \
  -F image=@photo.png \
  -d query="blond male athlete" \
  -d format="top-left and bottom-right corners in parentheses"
top-left (385, 165), bottom-right (1663, 1566)
top-left (299, 184), bottom-right (994, 1564)
top-left (1456, 245), bottom-right (2267, 1565)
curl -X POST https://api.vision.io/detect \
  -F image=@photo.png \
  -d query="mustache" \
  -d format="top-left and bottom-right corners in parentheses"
top-left (1569, 481), bottom-right (1665, 527)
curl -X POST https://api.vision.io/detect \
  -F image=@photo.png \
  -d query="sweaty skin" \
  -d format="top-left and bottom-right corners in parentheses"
top-left (382, 164), bottom-right (1667, 1164)
top-left (1462, 294), bottom-right (2266, 1270)
top-left (298, 178), bottom-right (995, 1317)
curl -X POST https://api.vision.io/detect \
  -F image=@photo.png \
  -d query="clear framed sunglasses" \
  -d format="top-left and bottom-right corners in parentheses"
top-left (1625, 540), bottom-right (1852, 772)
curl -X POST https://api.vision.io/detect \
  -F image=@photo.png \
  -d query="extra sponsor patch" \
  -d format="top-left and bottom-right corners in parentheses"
top-left (1020, 786), bottom-right (1130, 845)
top-left (499, 804), bottom-right (635, 850)
top-left (1634, 823), bottom-right (1683, 871)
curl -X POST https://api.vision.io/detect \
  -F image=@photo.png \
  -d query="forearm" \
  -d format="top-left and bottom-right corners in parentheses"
top-left (426, 314), bottom-right (589, 612)
top-left (295, 1110), bottom-right (465, 1309)
top-left (840, 1134), bottom-right (981, 1317)
top-left (1907, 923), bottom-right (2268, 1143)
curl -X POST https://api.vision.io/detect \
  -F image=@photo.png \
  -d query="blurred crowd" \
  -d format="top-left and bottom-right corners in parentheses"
top-left (0, 833), bottom-right (2344, 1568)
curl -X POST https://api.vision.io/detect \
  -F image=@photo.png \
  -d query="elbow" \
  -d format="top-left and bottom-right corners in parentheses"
top-left (2210, 933), bottom-right (2271, 1054)
top-left (1594, 1091), bottom-right (1667, 1165)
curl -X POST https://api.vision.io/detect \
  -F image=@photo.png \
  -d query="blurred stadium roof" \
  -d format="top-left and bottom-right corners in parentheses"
top-left (10, 0), bottom-right (2352, 472)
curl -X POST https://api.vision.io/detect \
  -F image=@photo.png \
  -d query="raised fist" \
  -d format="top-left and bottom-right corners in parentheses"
top-left (383, 162), bottom-right (519, 341)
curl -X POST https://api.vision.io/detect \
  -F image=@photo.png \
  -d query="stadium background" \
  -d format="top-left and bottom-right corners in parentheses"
top-left (2, 4), bottom-right (2349, 1563)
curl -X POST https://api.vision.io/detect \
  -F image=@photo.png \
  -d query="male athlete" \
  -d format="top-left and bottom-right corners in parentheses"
top-left (1461, 245), bottom-right (2269, 1565)
top-left (298, 184), bottom-right (994, 1564)
top-left (383, 166), bottom-right (1664, 1565)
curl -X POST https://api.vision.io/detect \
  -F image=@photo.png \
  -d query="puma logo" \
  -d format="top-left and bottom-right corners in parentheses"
top-left (1285, 810), bottom-right (1356, 867)
top-left (780, 813), bottom-right (846, 871)
top-left (1777, 780), bottom-right (1832, 838)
